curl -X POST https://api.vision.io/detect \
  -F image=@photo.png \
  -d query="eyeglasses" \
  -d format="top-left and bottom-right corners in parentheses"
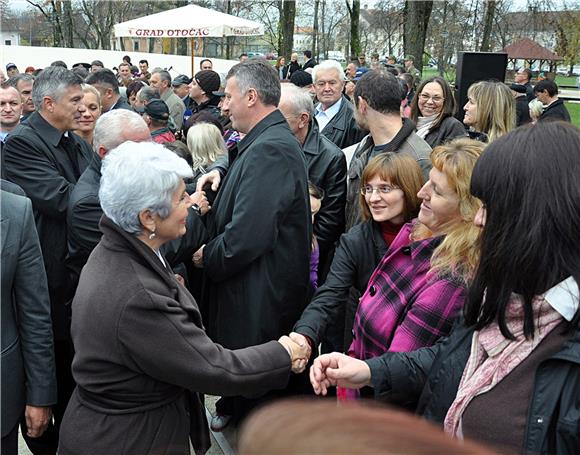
top-left (419, 93), bottom-right (445, 103)
top-left (361, 185), bottom-right (399, 195)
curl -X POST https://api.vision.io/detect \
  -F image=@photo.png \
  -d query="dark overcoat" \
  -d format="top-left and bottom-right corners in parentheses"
top-left (1, 190), bottom-right (57, 437)
top-left (3, 112), bottom-right (93, 339)
top-left (59, 216), bottom-right (291, 455)
top-left (203, 110), bottom-right (312, 349)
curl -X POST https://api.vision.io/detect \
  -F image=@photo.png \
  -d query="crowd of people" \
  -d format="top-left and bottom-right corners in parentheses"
top-left (0, 50), bottom-right (578, 455)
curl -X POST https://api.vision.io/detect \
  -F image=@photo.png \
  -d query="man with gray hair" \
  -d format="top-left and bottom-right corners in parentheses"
top-left (194, 60), bottom-right (311, 430)
top-left (133, 85), bottom-right (160, 112)
top-left (67, 109), bottom-right (151, 282)
top-left (312, 60), bottom-right (365, 149)
top-left (6, 73), bottom-right (35, 120)
top-left (149, 68), bottom-right (185, 129)
top-left (3, 65), bottom-right (94, 454)
top-left (278, 83), bottom-right (347, 284)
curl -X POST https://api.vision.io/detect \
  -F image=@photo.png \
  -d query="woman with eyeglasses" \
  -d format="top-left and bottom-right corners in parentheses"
top-left (291, 153), bottom-right (424, 357)
top-left (410, 77), bottom-right (467, 148)
top-left (340, 138), bottom-right (484, 400)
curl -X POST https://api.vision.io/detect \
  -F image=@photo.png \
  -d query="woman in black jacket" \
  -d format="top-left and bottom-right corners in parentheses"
top-left (292, 153), bottom-right (424, 353)
top-left (410, 76), bottom-right (467, 148)
top-left (311, 122), bottom-right (580, 454)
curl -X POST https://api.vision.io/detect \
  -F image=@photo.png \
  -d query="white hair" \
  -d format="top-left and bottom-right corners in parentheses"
top-left (281, 84), bottom-right (314, 117)
top-left (312, 60), bottom-right (345, 83)
top-left (528, 99), bottom-right (544, 119)
top-left (92, 109), bottom-right (149, 153)
top-left (99, 141), bottom-right (193, 235)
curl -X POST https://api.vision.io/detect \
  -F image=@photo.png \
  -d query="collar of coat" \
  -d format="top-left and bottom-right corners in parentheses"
top-left (302, 119), bottom-right (325, 156)
top-left (26, 111), bottom-right (68, 147)
top-left (233, 109), bottom-right (287, 159)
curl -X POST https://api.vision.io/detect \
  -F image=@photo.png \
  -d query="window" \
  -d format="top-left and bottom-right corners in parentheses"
top-left (5, 40), bottom-right (11, 45)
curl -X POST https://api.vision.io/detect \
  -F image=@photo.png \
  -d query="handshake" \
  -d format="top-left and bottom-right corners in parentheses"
top-left (277, 332), bottom-right (312, 374)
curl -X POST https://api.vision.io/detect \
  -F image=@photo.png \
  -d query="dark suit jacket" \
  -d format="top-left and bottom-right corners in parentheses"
top-left (1, 190), bottom-right (57, 436)
top-left (318, 96), bottom-right (366, 149)
top-left (3, 112), bottom-right (93, 339)
top-left (539, 99), bottom-right (571, 123)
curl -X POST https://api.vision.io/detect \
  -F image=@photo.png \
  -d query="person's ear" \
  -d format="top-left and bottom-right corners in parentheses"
top-left (298, 112), bottom-right (310, 129)
top-left (246, 88), bottom-right (258, 107)
top-left (43, 96), bottom-right (55, 113)
top-left (97, 145), bottom-right (108, 160)
top-left (139, 209), bottom-right (156, 234)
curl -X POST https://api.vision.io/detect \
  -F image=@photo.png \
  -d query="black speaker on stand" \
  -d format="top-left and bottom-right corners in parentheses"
top-left (454, 51), bottom-right (508, 120)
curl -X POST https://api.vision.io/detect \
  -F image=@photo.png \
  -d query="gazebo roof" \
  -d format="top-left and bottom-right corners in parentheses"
top-left (503, 37), bottom-right (563, 61)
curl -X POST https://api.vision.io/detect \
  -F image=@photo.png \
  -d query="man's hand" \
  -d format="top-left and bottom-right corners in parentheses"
top-left (278, 335), bottom-right (311, 373)
top-left (310, 352), bottom-right (371, 396)
top-left (192, 245), bottom-right (205, 268)
top-left (196, 170), bottom-right (221, 193)
top-left (24, 405), bottom-right (52, 438)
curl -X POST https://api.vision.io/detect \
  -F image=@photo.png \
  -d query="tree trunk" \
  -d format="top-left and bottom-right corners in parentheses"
top-left (62, 0), bottom-right (73, 47)
top-left (279, 1), bottom-right (296, 60)
top-left (348, 0), bottom-right (361, 60)
top-left (226, 1), bottom-right (232, 60)
top-left (312, 0), bottom-right (319, 60)
top-left (403, 0), bottom-right (433, 77)
top-left (480, 0), bottom-right (496, 51)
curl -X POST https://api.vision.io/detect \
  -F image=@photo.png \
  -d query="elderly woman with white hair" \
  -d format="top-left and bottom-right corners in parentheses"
top-left (58, 142), bottom-right (309, 455)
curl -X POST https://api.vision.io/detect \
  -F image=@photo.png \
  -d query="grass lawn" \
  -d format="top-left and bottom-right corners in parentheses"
top-left (565, 102), bottom-right (580, 128)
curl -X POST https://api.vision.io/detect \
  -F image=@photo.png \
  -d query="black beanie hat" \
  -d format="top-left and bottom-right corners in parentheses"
top-left (290, 70), bottom-right (313, 88)
top-left (194, 70), bottom-right (221, 95)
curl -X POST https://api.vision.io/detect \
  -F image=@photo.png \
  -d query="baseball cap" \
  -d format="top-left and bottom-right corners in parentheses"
top-left (6, 63), bottom-right (17, 70)
top-left (353, 67), bottom-right (369, 81)
top-left (172, 74), bottom-right (192, 86)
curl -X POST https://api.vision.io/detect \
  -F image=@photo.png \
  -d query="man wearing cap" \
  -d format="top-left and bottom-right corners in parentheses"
top-left (290, 70), bottom-right (316, 100)
top-left (143, 99), bottom-right (176, 144)
top-left (404, 55), bottom-right (420, 79)
top-left (510, 83), bottom-right (532, 126)
top-left (312, 60), bottom-right (365, 149)
top-left (86, 69), bottom-right (131, 112)
top-left (172, 74), bottom-right (191, 100)
top-left (150, 69), bottom-right (186, 130)
top-left (6, 64), bottom-right (19, 78)
top-left (7, 74), bottom-right (35, 121)
top-left (187, 70), bottom-right (222, 121)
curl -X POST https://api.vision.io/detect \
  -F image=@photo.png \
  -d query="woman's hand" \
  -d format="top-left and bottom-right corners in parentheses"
top-left (310, 353), bottom-right (371, 396)
top-left (190, 191), bottom-right (210, 215)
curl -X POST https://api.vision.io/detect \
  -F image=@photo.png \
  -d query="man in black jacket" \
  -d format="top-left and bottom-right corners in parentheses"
top-left (3, 66), bottom-right (93, 454)
top-left (85, 69), bottom-right (132, 112)
top-left (533, 79), bottom-right (571, 123)
top-left (194, 60), bottom-right (311, 430)
top-left (312, 60), bottom-right (366, 149)
top-left (510, 83), bottom-right (532, 126)
top-left (279, 83), bottom-right (347, 283)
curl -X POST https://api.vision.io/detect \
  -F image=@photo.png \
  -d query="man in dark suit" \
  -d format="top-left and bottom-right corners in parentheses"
top-left (1, 188), bottom-right (57, 455)
top-left (85, 68), bottom-right (132, 112)
top-left (302, 50), bottom-right (316, 70)
top-left (3, 66), bottom-right (93, 454)
top-left (534, 79), bottom-right (571, 123)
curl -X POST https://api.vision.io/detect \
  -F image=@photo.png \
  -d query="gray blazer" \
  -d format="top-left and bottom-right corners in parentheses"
top-left (1, 190), bottom-right (57, 436)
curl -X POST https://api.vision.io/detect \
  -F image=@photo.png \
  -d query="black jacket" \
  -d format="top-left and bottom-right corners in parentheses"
top-left (423, 115), bottom-right (467, 149)
top-left (110, 97), bottom-right (132, 111)
top-left (366, 319), bottom-right (580, 454)
top-left (539, 99), bottom-right (571, 123)
top-left (515, 94), bottom-right (532, 126)
top-left (294, 220), bottom-right (388, 350)
top-left (302, 120), bottom-right (347, 278)
top-left (203, 110), bottom-right (311, 349)
top-left (287, 61), bottom-right (301, 78)
top-left (318, 96), bottom-right (366, 149)
top-left (67, 154), bottom-right (208, 285)
top-left (524, 81), bottom-right (535, 103)
top-left (303, 58), bottom-right (316, 70)
top-left (4, 112), bottom-right (93, 339)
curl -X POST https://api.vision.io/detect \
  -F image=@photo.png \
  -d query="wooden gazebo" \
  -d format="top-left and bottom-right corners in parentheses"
top-left (503, 37), bottom-right (563, 72)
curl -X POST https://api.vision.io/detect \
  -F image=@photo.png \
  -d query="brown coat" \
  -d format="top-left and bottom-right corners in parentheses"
top-left (59, 216), bottom-right (291, 455)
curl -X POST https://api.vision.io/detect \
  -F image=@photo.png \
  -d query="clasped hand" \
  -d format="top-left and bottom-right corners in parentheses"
top-left (278, 332), bottom-right (312, 373)
top-left (309, 352), bottom-right (372, 396)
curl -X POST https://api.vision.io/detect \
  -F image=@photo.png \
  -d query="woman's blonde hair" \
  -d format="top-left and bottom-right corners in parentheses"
top-left (81, 83), bottom-right (101, 105)
top-left (528, 98), bottom-right (543, 120)
top-left (414, 138), bottom-right (485, 281)
top-left (186, 122), bottom-right (227, 172)
top-left (359, 153), bottom-right (424, 222)
top-left (467, 81), bottom-right (515, 143)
